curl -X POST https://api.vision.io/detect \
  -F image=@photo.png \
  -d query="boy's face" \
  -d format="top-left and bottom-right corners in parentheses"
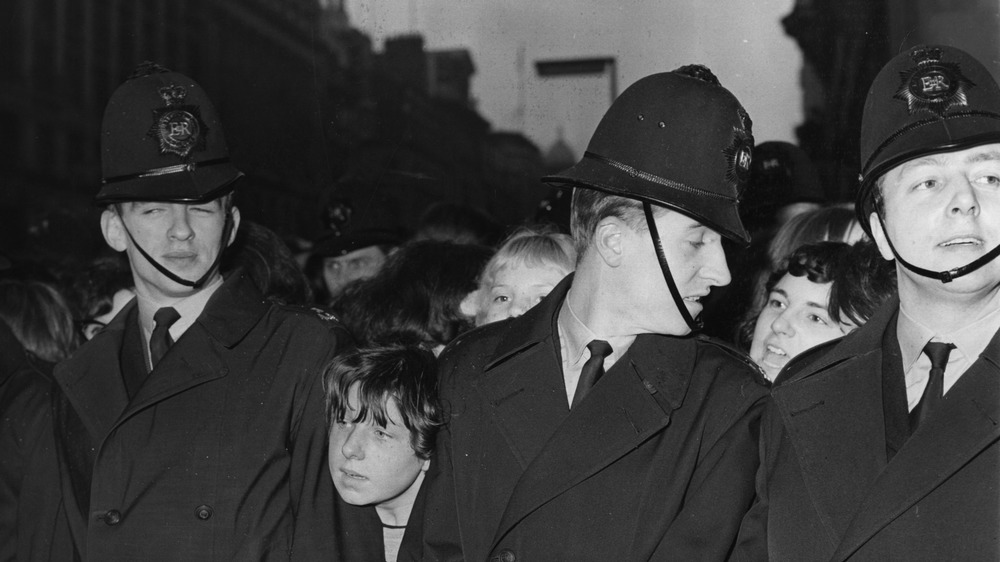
top-left (328, 385), bottom-right (429, 510)
top-left (479, 262), bottom-right (570, 326)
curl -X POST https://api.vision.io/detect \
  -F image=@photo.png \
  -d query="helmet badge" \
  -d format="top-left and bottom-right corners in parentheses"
top-left (723, 106), bottom-right (753, 195)
top-left (893, 47), bottom-right (975, 117)
top-left (148, 84), bottom-right (207, 158)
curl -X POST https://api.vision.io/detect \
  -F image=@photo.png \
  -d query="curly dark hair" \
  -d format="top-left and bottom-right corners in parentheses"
top-left (828, 240), bottom-right (896, 326)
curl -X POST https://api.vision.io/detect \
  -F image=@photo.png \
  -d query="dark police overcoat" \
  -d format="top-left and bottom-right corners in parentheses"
top-left (731, 296), bottom-right (1000, 561)
top-left (52, 272), bottom-right (348, 561)
top-left (417, 276), bottom-right (769, 562)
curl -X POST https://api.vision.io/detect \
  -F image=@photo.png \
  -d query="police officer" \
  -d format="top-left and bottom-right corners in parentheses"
top-left (51, 63), bottom-right (350, 561)
top-left (414, 65), bottom-right (769, 561)
top-left (732, 45), bottom-right (1000, 561)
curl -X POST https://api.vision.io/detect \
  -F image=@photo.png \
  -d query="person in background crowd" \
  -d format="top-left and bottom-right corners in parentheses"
top-left (765, 205), bottom-right (865, 273)
top-left (723, 204), bottom-right (864, 347)
top-left (331, 240), bottom-right (492, 355)
top-left (414, 65), bottom-right (768, 561)
top-left (745, 241), bottom-right (896, 380)
top-left (473, 225), bottom-right (576, 326)
top-left (322, 344), bottom-right (443, 562)
top-left (308, 228), bottom-right (401, 306)
top-left (732, 44), bottom-right (1000, 561)
top-left (701, 140), bottom-right (826, 342)
top-left (0, 278), bottom-right (80, 363)
top-left (224, 221), bottom-right (313, 306)
top-left (50, 62), bottom-right (352, 561)
top-left (411, 202), bottom-right (503, 247)
top-left (69, 254), bottom-right (135, 341)
top-left (0, 280), bottom-right (80, 560)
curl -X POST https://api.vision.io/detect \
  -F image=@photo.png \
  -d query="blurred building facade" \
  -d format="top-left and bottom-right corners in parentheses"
top-left (783, 0), bottom-right (1000, 203)
top-left (1, 0), bottom-right (543, 266)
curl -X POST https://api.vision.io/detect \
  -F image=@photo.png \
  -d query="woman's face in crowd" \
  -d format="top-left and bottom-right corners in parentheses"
top-left (478, 262), bottom-right (570, 326)
top-left (749, 273), bottom-right (854, 381)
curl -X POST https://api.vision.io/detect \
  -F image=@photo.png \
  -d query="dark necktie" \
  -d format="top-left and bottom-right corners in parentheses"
top-left (149, 307), bottom-right (180, 369)
top-left (572, 340), bottom-right (613, 409)
top-left (909, 341), bottom-right (955, 431)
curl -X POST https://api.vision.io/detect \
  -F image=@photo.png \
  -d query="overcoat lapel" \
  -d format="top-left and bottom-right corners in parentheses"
top-left (491, 334), bottom-right (689, 547)
top-left (477, 336), bottom-right (569, 469)
top-left (773, 303), bottom-right (896, 543)
top-left (54, 301), bottom-right (134, 440)
top-left (117, 273), bottom-right (266, 424)
top-left (477, 275), bottom-right (573, 469)
top-left (830, 329), bottom-right (1000, 562)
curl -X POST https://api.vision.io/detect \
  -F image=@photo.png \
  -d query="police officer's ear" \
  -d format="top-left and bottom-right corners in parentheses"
top-left (868, 210), bottom-right (895, 262)
top-left (226, 206), bottom-right (241, 248)
top-left (593, 217), bottom-right (625, 267)
top-left (101, 207), bottom-right (129, 253)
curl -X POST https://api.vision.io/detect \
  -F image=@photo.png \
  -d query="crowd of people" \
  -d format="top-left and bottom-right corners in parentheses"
top-left (1, 43), bottom-right (998, 561)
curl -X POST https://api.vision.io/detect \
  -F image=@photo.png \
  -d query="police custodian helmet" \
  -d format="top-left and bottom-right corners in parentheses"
top-left (96, 62), bottom-right (242, 205)
top-left (856, 45), bottom-right (1000, 283)
top-left (857, 45), bottom-right (1000, 235)
top-left (543, 64), bottom-right (754, 246)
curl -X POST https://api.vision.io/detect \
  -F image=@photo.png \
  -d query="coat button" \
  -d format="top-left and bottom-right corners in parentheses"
top-left (104, 510), bottom-right (122, 526)
top-left (195, 505), bottom-right (213, 520)
top-left (497, 549), bottom-right (516, 562)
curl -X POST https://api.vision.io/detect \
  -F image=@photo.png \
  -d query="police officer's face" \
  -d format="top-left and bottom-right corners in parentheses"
top-left (621, 208), bottom-right (731, 335)
top-left (871, 143), bottom-right (1000, 295)
top-left (101, 200), bottom-right (239, 300)
top-left (322, 246), bottom-right (387, 298)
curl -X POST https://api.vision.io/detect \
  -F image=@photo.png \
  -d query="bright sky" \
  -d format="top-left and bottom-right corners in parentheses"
top-left (344, 0), bottom-right (803, 162)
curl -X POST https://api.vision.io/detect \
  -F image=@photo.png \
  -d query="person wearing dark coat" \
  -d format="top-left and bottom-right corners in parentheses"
top-left (0, 319), bottom-right (75, 561)
top-left (730, 44), bottom-right (1000, 561)
top-left (50, 63), bottom-right (350, 560)
top-left (413, 65), bottom-right (769, 561)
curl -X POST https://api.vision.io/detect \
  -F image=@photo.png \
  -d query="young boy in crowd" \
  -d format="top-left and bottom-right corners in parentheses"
top-left (322, 344), bottom-right (443, 562)
top-left (473, 225), bottom-right (577, 326)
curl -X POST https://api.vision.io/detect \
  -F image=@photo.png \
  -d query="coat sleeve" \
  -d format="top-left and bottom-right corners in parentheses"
top-left (649, 384), bottom-right (769, 561)
top-left (403, 345), bottom-right (467, 562)
top-left (287, 320), bottom-right (367, 561)
top-left (727, 398), bottom-right (777, 562)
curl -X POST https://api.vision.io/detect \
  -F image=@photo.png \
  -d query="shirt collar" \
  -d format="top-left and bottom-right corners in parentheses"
top-left (897, 300), bottom-right (1000, 370)
top-left (137, 274), bottom-right (225, 342)
top-left (557, 295), bottom-right (635, 368)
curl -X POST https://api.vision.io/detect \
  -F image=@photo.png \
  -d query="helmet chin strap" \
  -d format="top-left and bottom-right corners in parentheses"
top-left (643, 203), bottom-right (702, 332)
top-left (876, 213), bottom-right (1000, 283)
top-left (119, 210), bottom-right (234, 289)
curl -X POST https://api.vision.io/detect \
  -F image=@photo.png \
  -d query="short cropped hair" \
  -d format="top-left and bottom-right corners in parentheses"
top-left (569, 188), bottom-right (663, 259)
top-left (322, 344), bottom-right (444, 459)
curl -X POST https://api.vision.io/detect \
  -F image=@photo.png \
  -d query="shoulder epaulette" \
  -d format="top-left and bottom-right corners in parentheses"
top-left (772, 336), bottom-right (844, 387)
top-left (695, 333), bottom-right (769, 387)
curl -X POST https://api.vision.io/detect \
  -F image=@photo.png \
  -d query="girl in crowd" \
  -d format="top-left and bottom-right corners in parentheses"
top-left (473, 225), bottom-right (576, 326)
top-left (745, 241), bottom-right (895, 381)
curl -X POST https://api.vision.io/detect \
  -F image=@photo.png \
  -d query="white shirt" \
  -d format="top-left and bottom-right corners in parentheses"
top-left (557, 298), bottom-right (636, 407)
top-left (136, 274), bottom-right (224, 370)
top-left (897, 302), bottom-right (1000, 411)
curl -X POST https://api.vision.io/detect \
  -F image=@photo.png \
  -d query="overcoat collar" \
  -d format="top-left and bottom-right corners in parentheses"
top-left (773, 296), bottom-right (1000, 560)
top-left (478, 275), bottom-right (695, 548)
top-left (54, 271), bottom-right (268, 439)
